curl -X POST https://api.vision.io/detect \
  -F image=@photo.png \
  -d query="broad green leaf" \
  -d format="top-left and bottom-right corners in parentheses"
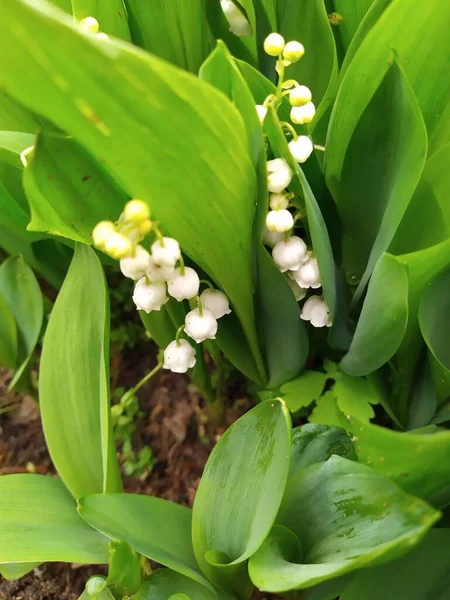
top-left (0, 255), bottom-right (43, 389)
top-left (0, 292), bottom-right (18, 370)
top-left (341, 530), bottom-right (450, 600)
top-left (40, 244), bottom-right (121, 498)
top-left (79, 575), bottom-right (116, 600)
top-left (0, 91), bottom-right (40, 132)
top-left (330, 0), bottom-right (373, 51)
top-left (347, 413), bottom-right (450, 502)
top-left (419, 268), bottom-right (450, 371)
top-left (289, 423), bottom-right (356, 478)
top-left (0, 474), bottom-right (108, 564)
top-left (0, 0), bottom-right (266, 386)
top-left (265, 108), bottom-right (337, 320)
top-left (309, 390), bottom-right (350, 431)
top-left (130, 570), bottom-right (218, 600)
top-left (0, 562), bottom-right (39, 581)
top-left (72, 0), bottom-right (131, 41)
top-left (280, 371), bottom-right (327, 412)
top-left (124, 0), bottom-right (210, 72)
top-left (248, 456), bottom-right (439, 592)
top-left (192, 400), bottom-right (291, 596)
top-left (78, 493), bottom-right (212, 591)
top-left (340, 254), bottom-right (408, 376)
top-left (107, 541), bottom-right (142, 597)
top-left (279, 0), bottom-right (338, 136)
top-left (24, 132), bottom-right (128, 243)
top-left (329, 61), bottom-right (427, 298)
top-left (390, 142), bottom-right (450, 255)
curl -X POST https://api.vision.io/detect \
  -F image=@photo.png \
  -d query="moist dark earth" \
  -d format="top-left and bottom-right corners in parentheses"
top-left (0, 355), bottom-right (279, 600)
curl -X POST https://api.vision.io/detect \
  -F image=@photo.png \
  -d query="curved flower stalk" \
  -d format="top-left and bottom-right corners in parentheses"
top-left (92, 199), bottom-right (232, 372)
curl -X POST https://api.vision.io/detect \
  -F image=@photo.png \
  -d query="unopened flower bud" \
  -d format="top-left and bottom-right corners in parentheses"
top-left (262, 227), bottom-right (285, 247)
top-left (104, 233), bottom-right (133, 259)
top-left (147, 257), bottom-right (175, 282)
top-left (120, 245), bottom-right (151, 280)
top-left (151, 237), bottom-right (181, 266)
top-left (96, 32), bottom-right (110, 41)
top-left (264, 33), bottom-right (285, 56)
top-left (301, 295), bottom-right (332, 328)
top-left (92, 220), bottom-right (116, 248)
top-left (256, 104), bottom-right (267, 124)
top-left (138, 219), bottom-right (152, 236)
top-left (200, 289), bottom-right (231, 319)
top-left (123, 199), bottom-right (150, 224)
top-left (167, 267), bottom-right (200, 301)
top-left (288, 136), bottom-right (314, 163)
top-left (267, 158), bottom-right (292, 193)
top-left (292, 256), bottom-right (321, 288)
top-left (132, 278), bottom-right (168, 313)
top-left (266, 209), bottom-right (294, 233)
top-left (80, 16), bottom-right (100, 33)
top-left (184, 308), bottom-right (218, 343)
top-left (282, 41), bottom-right (305, 63)
top-left (220, 0), bottom-right (252, 36)
top-left (287, 278), bottom-right (307, 301)
top-left (272, 236), bottom-right (308, 272)
top-left (163, 339), bottom-right (196, 373)
top-left (290, 102), bottom-right (316, 125)
top-left (289, 85), bottom-right (312, 107)
top-left (269, 193), bottom-right (289, 210)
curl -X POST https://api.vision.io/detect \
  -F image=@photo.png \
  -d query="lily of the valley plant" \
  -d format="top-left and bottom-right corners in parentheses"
top-left (0, 0), bottom-right (450, 598)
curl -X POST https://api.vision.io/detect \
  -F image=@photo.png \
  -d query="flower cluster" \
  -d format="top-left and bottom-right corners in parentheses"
top-left (220, 0), bottom-right (252, 36)
top-left (79, 16), bottom-right (110, 41)
top-left (92, 200), bottom-right (232, 373)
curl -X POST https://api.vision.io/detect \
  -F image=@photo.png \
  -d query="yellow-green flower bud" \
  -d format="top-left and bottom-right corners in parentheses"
top-left (104, 233), bottom-right (133, 259)
top-left (289, 85), bottom-right (312, 107)
top-left (264, 33), bottom-right (285, 56)
top-left (138, 219), bottom-right (153, 236)
top-left (92, 220), bottom-right (116, 248)
top-left (96, 32), bottom-right (110, 41)
top-left (282, 41), bottom-right (305, 63)
top-left (80, 16), bottom-right (100, 33)
top-left (123, 199), bottom-right (151, 224)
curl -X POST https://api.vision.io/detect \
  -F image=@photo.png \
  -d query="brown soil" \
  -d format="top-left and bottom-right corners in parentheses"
top-left (0, 352), bottom-right (275, 600)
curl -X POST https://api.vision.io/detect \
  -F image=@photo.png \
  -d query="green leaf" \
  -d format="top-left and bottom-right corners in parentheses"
top-left (328, 60), bottom-right (427, 299)
top-left (0, 474), bottom-right (109, 564)
top-left (0, 292), bottom-right (18, 370)
top-left (72, 0), bottom-right (131, 41)
top-left (0, 255), bottom-right (43, 389)
top-left (340, 253), bottom-right (408, 376)
top-left (419, 268), bottom-right (450, 371)
top-left (309, 390), bottom-right (350, 431)
top-left (0, 91), bottom-right (40, 132)
top-left (78, 493), bottom-right (212, 591)
top-left (347, 413), bottom-right (450, 502)
top-left (334, 373), bottom-right (380, 421)
top-left (24, 132), bottom-right (128, 243)
top-left (107, 541), bottom-right (142, 597)
top-left (0, 562), bottom-right (39, 581)
top-left (290, 423), bottom-right (356, 478)
top-left (124, 0), bottom-right (210, 72)
top-left (40, 244), bottom-right (121, 498)
top-left (0, 0), bottom-right (266, 386)
top-left (280, 371), bottom-right (327, 412)
top-left (79, 575), bottom-right (116, 600)
top-left (330, 0), bottom-right (374, 51)
top-left (130, 570), bottom-right (218, 600)
top-left (341, 530), bottom-right (450, 600)
top-left (248, 456), bottom-right (439, 592)
top-left (264, 108), bottom-right (336, 320)
top-left (192, 400), bottom-right (291, 596)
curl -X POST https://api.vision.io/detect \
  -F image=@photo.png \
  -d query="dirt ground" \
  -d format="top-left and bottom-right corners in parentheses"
top-left (0, 352), bottom-right (276, 599)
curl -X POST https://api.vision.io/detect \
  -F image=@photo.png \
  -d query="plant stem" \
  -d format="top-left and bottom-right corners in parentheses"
top-left (132, 360), bottom-right (163, 395)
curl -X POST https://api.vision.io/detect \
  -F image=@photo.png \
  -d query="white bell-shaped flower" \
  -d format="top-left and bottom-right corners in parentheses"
top-left (256, 104), bottom-right (267, 124)
top-left (167, 267), bottom-right (200, 301)
top-left (301, 295), bottom-right (332, 328)
top-left (289, 85), bottom-right (312, 107)
top-left (272, 236), bottom-right (308, 272)
top-left (184, 308), bottom-right (218, 343)
top-left (290, 102), bottom-right (316, 125)
top-left (262, 226), bottom-right (285, 247)
top-left (200, 289), bottom-right (231, 319)
top-left (120, 245), bottom-right (151, 280)
top-left (292, 256), bottom-right (321, 289)
top-left (151, 237), bottom-right (181, 266)
top-left (146, 257), bottom-right (174, 283)
top-left (287, 278), bottom-right (307, 301)
top-left (269, 193), bottom-right (289, 210)
top-left (266, 209), bottom-right (294, 233)
top-left (267, 158), bottom-right (292, 193)
top-left (132, 278), bottom-right (168, 313)
top-left (104, 233), bottom-right (133, 259)
top-left (288, 136), bottom-right (314, 163)
top-left (92, 220), bottom-right (116, 248)
top-left (163, 339), bottom-right (196, 373)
